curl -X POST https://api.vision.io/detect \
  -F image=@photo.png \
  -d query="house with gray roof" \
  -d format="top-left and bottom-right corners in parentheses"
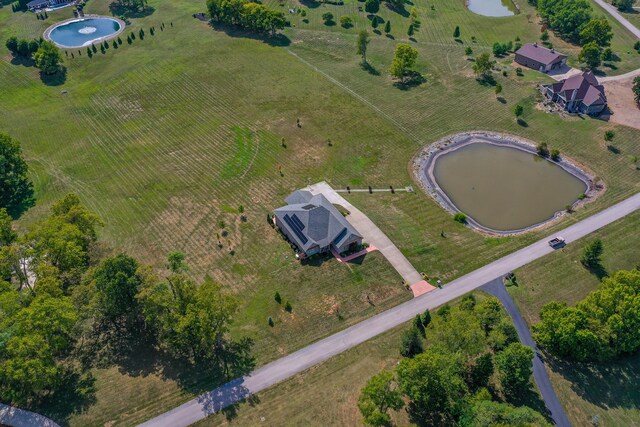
top-left (515, 43), bottom-right (567, 73)
top-left (542, 71), bottom-right (607, 115)
top-left (274, 190), bottom-right (363, 259)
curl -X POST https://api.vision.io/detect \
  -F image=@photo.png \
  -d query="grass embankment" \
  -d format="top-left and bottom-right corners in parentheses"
top-left (0, 0), bottom-right (639, 423)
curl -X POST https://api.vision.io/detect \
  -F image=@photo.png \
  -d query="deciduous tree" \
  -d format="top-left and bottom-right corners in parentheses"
top-left (0, 133), bottom-right (35, 218)
top-left (495, 342), bottom-right (533, 395)
top-left (389, 43), bottom-right (418, 82)
top-left (34, 41), bottom-right (62, 75)
top-left (358, 370), bottom-right (404, 426)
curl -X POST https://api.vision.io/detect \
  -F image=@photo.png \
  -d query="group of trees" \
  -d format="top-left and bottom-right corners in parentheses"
top-left (0, 195), bottom-right (101, 405)
top-left (0, 191), bottom-right (247, 405)
top-left (206, 0), bottom-right (287, 36)
top-left (534, 269), bottom-right (640, 362)
top-left (5, 36), bottom-right (40, 58)
top-left (359, 297), bottom-right (546, 426)
top-left (5, 37), bottom-right (62, 75)
top-left (532, 0), bottom-right (614, 68)
top-left (492, 41), bottom-right (513, 57)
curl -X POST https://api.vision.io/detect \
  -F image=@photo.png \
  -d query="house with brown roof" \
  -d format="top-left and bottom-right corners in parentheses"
top-left (515, 43), bottom-right (567, 73)
top-left (542, 71), bottom-right (607, 115)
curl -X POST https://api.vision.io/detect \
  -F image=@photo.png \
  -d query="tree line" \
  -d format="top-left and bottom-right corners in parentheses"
top-left (358, 296), bottom-right (548, 426)
top-left (0, 190), bottom-right (249, 407)
top-left (5, 36), bottom-right (62, 75)
top-left (534, 268), bottom-right (640, 362)
top-left (529, 0), bottom-right (614, 68)
top-left (206, 0), bottom-right (287, 36)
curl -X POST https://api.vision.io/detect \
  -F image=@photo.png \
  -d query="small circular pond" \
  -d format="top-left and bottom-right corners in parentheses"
top-left (416, 133), bottom-right (595, 234)
top-left (467, 0), bottom-right (515, 17)
top-left (45, 17), bottom-right (124, 48)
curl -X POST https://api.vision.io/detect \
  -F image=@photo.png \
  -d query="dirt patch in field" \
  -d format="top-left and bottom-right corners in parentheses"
top-left (602, 78), bottom-right (640, 130)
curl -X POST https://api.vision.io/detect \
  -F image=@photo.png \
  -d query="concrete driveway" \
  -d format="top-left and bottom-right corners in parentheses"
top-left (307, 182), bottom-right (424, 286)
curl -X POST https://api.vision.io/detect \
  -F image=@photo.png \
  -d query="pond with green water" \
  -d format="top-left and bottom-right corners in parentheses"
top-left (433, 142), bottom-right (587, 232)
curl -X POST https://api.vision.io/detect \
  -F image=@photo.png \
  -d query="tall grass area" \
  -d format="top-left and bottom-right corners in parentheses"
top-left (0, 0), bottom-right (639, 423)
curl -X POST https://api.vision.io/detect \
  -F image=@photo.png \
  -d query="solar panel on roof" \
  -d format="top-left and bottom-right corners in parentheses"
top-left (283, 214), bottom-right (308, 245)
top-left (333, 228), bottom-right (348, 246)
top-left (290, 214), bottom-right (305, 230)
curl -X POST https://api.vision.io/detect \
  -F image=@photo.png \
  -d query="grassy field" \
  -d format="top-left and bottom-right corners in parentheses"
top-left (194, 212), bottom-right (639, 427)
top-left (509, 210), bottom-right (640, 427)
top-left (1, 0), bottom-right (639, 424)
top-left (194, 292), bottom-right (548, 427)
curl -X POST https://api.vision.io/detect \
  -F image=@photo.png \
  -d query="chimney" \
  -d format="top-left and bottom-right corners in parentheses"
top-left (534, 42), bottom-right (538, 47)
top-left (551, 48), bottom-right (555, 53)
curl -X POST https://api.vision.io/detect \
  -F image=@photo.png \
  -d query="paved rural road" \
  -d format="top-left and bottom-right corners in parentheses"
top-left (481, 279), bottom-right (571, 427)
top-left (592, 0), bottom-right (640, 39)
top-left (0, 403), bottom-right (61, 427)
top-left (139, 192), bottom-right (640, 427)
top-left (591, 0), bottom-right (640, 84)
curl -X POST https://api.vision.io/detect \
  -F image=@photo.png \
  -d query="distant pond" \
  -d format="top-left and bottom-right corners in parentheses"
top-left (431, 142), bottom-right (587, 232)
top-left (467, 0), bottom-right (516, 17)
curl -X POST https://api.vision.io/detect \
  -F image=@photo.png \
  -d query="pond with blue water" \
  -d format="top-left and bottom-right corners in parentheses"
top-left (47, 17), bottom-right (123, 48)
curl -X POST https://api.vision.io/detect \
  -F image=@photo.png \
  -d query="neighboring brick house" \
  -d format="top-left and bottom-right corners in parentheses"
top-left (542, 71), bottom-right (607, 115)
top-left (274, 190), bottom-right (362, 259)
top-left (515, 43), bottom-right (567, 73)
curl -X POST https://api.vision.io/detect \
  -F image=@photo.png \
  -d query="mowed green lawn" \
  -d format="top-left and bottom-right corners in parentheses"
top-left (0, 0), bottom-right (639, 424)
top-left (510, 211), bottom-right (640, 427)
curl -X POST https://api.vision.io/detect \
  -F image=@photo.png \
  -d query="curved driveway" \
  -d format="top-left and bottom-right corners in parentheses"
top-left (139, 192), bottom-right (640, 427)
top-left (481, 278), bottom-right (571, 427)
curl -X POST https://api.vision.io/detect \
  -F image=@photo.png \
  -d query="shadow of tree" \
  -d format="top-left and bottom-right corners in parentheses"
top-left (393, 71), bottom-right (426, 90)
top-left (10, 55), bottom-right (35, 67)
top-left (517, 118), bottom-right (528, 127)
top-left (209, 22), bottom-right (291, 47)
top-left (40, 67), bottom-right (67, 86)
top-left (584, 262), bottom-right (608, 280)
top-left (547, 352), bottom-right (640, 412)
top-left (37, 321), bottom-right (257, 424)
top-left (299, 0), bottom-right (321, 8)
top-left (476, 74), bottom-right (496, 86)
top-left (30, 367), bottom-right (97, 425)
top-left (109, 0), bottom-right (155, 18)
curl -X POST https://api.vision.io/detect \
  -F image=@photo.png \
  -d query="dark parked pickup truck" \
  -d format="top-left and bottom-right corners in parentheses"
top-left (548, 237), bottom-right (565, 248)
